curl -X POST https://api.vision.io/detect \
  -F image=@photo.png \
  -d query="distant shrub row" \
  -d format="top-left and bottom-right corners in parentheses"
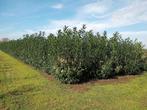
top-left (0, 25), bottom-right (146, 83)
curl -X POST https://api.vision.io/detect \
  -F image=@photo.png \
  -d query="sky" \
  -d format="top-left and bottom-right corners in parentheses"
top-left (0, 0), bottom-right (147, 47)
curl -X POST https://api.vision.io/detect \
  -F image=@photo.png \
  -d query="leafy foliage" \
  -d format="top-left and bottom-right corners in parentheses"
top-left (0, 26), bottom-right (146, 83)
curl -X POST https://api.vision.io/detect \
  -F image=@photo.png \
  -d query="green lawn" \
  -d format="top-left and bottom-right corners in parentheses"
top-left (0, 50), bottom-right (147, 110)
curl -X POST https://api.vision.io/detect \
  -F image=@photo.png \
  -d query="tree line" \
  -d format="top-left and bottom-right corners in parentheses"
top-left (0, 25), bottom-right (146, 83)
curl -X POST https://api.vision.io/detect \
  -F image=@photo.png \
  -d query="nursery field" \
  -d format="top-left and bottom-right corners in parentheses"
top-left (0, 50), bottom-right (147, 110)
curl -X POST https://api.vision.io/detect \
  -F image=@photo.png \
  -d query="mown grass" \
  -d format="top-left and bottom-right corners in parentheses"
top-left (0, 50), bottom-right (147, 110)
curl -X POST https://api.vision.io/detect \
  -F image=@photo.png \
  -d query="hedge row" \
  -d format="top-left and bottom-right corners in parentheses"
top-left (0, 26), bottom-right (146, 83)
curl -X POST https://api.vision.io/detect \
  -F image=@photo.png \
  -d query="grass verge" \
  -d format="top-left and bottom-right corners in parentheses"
top-left (0, 50), bottom-right (147, 110)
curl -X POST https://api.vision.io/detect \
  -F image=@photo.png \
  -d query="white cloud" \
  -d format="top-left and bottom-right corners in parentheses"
top-left (50, 20), bottom-right (84, 28)
top-left (75, 0), bottom-right (147, 30)
top-left (7, 0), bottom-right (147, 45)
top-left (26, 0), bottom-right (147, 35)
top-left (76, 0), bottom-right (112, 19)
top-left (109, 0), bottom-right (147, 27)
top-left (80, 2), bottom-right (108, 14)
top-left (51, 3), bottom-right (64, 9)
top-left (0, 32), bottom-right (24, 40)
top-left (121, 31), bottom-right (147, 40)
top-left (36, 0), bottom-right (147, 35)
top-left (44, 19), bottom-right (108, 33)
top-left (120, 31), bottom-right (147, 47)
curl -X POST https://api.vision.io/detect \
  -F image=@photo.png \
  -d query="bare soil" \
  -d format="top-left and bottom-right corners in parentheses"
top-left (45, 74), bottom-right (138, 92)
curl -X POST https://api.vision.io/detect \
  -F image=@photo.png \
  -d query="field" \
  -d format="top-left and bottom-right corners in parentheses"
top-left (0, 50), bottom-right (147, 110)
